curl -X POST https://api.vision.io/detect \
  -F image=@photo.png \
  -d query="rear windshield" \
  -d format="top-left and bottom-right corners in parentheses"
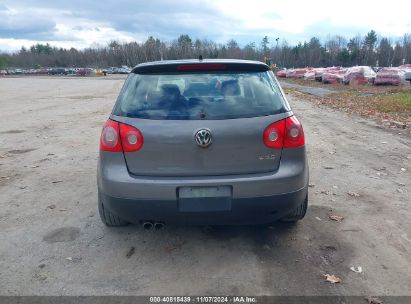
top-left (113, 71), bottom-right (287, 120)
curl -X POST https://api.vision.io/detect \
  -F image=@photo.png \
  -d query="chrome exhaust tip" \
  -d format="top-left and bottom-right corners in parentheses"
top-left (154, 222), bottom-right (165, 230)
top-left (142, 221), bottom-right (153, 230)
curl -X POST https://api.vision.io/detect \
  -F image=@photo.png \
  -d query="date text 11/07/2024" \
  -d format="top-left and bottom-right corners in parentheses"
top-left (149, 296), bottom-right (257, 303)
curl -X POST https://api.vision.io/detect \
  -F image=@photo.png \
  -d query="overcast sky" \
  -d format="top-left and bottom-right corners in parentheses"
top-left (0, 0), bottom-right (410, 51)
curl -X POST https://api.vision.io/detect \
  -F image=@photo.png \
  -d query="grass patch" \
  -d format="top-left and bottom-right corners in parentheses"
top-left (326, 91), bottom-right (411, 114)
top-left (373, 92), bottom-right (411, 113)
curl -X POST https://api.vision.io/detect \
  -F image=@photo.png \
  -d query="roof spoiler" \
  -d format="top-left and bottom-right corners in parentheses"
top-left (132, 61), bottom-right (270, 74)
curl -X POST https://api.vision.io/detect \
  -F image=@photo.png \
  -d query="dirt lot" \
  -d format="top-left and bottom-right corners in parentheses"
top-left (0, 76), bottom-right (410, 296)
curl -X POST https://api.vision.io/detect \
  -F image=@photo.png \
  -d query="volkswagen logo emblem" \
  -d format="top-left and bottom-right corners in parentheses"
top-left (195, 129), bottom-right (212, 148)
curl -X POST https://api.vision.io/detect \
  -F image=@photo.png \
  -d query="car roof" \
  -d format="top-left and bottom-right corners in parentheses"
top-left (131, 59), bottom-right (269, 74)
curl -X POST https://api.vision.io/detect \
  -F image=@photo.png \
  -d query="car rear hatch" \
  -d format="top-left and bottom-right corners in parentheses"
top-left (112, 60), bottom-right (290, 177)
top-left (114, 114), bottom-right (289, 176)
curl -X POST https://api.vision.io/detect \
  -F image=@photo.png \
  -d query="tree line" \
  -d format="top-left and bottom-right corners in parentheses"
top-left (1, 30), bottom-right (410, 69)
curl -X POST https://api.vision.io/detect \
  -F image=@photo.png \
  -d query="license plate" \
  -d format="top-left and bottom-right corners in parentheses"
top-left (179, 186), bottom-right (231, 198)
top-left (178, 186), bottom-right (232, 212)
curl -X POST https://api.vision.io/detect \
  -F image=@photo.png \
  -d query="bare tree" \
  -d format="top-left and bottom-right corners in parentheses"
top-left (1, 31), bottom-right (410, 69)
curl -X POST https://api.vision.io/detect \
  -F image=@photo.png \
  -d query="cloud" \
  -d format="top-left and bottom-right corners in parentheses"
top-left (0, 3), bottom-right (9, 11)
top-left (0, 0), bottom-right (410, 51)
top-left (0, 6), bottom-right (56, 39)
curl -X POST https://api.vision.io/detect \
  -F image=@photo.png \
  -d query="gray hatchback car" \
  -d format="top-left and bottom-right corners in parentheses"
top-left (97, 59), bottom-right (308, 228)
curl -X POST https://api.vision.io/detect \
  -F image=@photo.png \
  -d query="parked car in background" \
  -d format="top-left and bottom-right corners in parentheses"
top-left (65, 68), bottom-right (78, 75)
top-left (286, 68), bottom-right (309, 78)
top-left (322, 67), bottom-right (346, 84)
top-left (272, 64), bottom-right (410, 86)
top-left (276, 69), bottom-right (287, 78)
top-left (104, 67), bottom-right (117, 74)
top-left (405, 71), bottom-right (411, 84)
top-left (97, 59), bottom-right (308, 227)
top-left (399, 64), bottom-right (411, 70)
top-left (95, 69), bottom-right (106, 76)
top-left (103, 66), bottom-right (131, 74)
top-left (314, 68), bottom-right (326, 81)
top-left (48, 68), bottom-right (68, 75)
top-left (117, 66), bottom-right (131, 74)
top-left (77, 68), bottom-right (94, 76)
top-left (342, 66), bottom-right (376, 85)
top-left (34, 68), bottom-right (48, 75)
top-left (374, 68), bottom-right (405, 86)
top-left (303, 69), bottom-right (316, 80)
top-left (0, 69), bottom-right (7, 76)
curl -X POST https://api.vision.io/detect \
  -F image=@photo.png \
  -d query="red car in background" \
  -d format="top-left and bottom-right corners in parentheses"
top-left (399, 64), bottom-right (411, 70)
top-left (276, 69), bottom-right (287, 78)
top-left (77, 68), bottom-right (94, 76)
top-left (322, 67), bottom-right (346, 84)
top-left (34, 68), bottom-right (48, 75)
top-left (374, 68), bottom-right (405, 86)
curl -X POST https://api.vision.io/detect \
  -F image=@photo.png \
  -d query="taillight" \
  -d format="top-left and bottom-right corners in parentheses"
top-left (263, 119), bottom-right (286, 149)
top-left (284, 116), bottom-right (305, 148)
top-left (263, 116), bottom-right (305, 149)
top-left (100, 119), bottom-right (144, 152)
top-left (119, 123), bottom-right (144, 152)
top-left (100, 120), bottom-right (122, 152)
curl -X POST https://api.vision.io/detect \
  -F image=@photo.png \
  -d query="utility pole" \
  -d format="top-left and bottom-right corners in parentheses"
top-left (275, 37), bottom-right (280, 67)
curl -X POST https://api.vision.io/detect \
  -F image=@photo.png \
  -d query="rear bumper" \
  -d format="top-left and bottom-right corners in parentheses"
top-left (100, 186), bottom-right (308, 225)
top-left (97, 146), bottom-right (308, 225)
top-left (97, 147), bottom-right (308, 199)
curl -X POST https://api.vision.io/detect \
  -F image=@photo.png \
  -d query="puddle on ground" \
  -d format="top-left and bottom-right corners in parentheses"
top-left (7, 148), bottom-right (37, 154)
top-left (1, 130), bottom-right (25, 134)
top-left (43, 227), bottom-right (80, 243)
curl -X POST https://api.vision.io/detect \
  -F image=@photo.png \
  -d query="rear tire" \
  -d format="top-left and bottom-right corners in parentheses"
top-left (98, 191), bottom-right (129, 227)
top-left (280, 195), bottom-right (308, 222)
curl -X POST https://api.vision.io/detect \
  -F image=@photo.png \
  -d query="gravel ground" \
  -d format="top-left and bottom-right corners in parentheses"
top-left (0, 76), bottom-right (410, 296)
top-left (280, 80), bottom-right (335, 97)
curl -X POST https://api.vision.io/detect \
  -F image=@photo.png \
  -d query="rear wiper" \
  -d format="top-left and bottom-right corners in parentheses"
top-left (198, 111), bottom-right (207, 119)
